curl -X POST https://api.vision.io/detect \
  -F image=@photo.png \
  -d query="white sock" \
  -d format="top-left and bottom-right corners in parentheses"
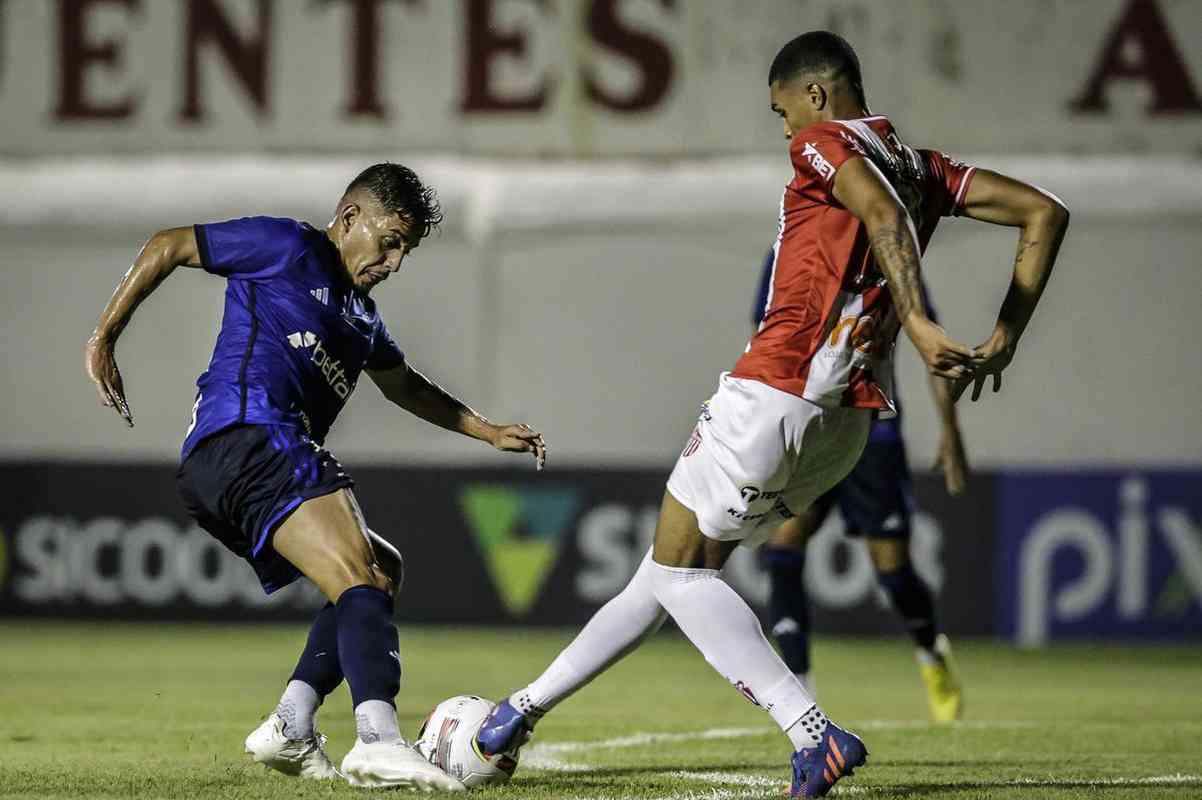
top-left (354, 699), bottom-right (402, 744)
top-left (276, 679), bottom-right (319, 740)
top-left (647, 559), bottom-right (823, 745)
top-left (915, 647), bottom-right (942, 667)
top-left (513, 548), bottom-right (667, 721)
top-left (786, 704), bottom-right (829, 750)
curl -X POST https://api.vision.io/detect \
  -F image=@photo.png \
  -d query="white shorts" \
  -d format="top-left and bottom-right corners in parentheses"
top-left (666, 373), bottom-right (872, 546)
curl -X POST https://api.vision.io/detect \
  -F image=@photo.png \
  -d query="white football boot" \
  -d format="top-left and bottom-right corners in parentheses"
top-left (341, 738), bottom-right (465, 792)
top-left (244, 712), bottom-right (340, 780)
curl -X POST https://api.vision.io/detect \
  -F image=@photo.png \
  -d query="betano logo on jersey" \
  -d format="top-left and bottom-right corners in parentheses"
top-left (287, 331), bottom-right (351, 399)
top-left (801, 142), bottom-right (836, 182)
top-left (458, 485), bottom-right (582, 616)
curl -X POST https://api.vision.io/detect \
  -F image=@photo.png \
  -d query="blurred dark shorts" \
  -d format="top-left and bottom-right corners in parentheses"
top-left (812, 439), bottom-right (914, 539)
top-left (176, 424), bottom-right (354, 594)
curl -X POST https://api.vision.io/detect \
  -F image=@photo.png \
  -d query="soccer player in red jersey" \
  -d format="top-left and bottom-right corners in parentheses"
top-left (478, 31), bottom-right (1069, 797)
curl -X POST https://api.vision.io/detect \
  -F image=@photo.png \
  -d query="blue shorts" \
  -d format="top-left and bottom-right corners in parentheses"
top-left (811, 439), bottom-right (914, 539)
top-left (176, 424), bottom-right (354, 593)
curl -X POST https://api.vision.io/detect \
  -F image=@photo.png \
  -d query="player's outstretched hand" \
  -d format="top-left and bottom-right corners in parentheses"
top-left (954, 328), bottom-right (1016, 403)
top-left (490, 423), bottom-right (547, 471)
top-left (909, 317), bottom-right (976, 381)
top-left (85, 333), bottom-right (133, 427)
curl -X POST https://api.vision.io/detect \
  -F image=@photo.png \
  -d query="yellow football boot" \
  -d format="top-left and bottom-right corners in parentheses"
top-left (918, 634), bottom-right (963, 723)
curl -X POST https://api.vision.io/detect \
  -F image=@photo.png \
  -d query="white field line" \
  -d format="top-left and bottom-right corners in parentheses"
top-left (564, 775), bottom-right (1202, 800)
top-left (523, 725), bottom-right (1202, 798)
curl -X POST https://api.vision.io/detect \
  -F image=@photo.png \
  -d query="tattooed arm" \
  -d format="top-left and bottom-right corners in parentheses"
top-left (833, 157), bottom-right (976, 380)
top-left (955, 169), bottom-right (1070, 400)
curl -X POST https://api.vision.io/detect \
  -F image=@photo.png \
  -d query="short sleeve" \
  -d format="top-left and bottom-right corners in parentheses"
top-left (789, 123), bottom-right (866, 202)
top-left (922, 150), bottom-right (977, 217)
top-left (366, 320), bottom-right (406, 372)
top-left (193, 216), bottom-right (306, 280)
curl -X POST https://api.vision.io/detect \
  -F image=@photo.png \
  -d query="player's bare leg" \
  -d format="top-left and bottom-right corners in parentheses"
top-left (272, 489), bottom-right (463, 791)
top-left (866, 537), bottom-right (962, 722)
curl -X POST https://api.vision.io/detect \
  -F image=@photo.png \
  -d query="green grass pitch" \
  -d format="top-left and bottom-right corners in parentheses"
top-left (1, 622), bottom-right (1199, 799)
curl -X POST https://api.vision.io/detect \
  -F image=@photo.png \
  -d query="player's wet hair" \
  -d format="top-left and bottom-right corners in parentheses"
top-left (769, 31), bottom-right (865, 106)
top-left (344, 162), bottom-right (444, 239)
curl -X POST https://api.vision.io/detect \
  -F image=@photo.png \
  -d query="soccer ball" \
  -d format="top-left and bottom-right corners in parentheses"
top-left (415, 695), bottom-right (518, 788)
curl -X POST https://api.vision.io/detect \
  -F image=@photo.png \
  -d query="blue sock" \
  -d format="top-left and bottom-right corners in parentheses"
top-left (336, 585), bottom-right (401, 708)
top-left (876, 564), bottom-right (938, 651)
top-left (289, 602), bottom-right (343, 698)
top-left (760, 546), bottom-right (811, 675)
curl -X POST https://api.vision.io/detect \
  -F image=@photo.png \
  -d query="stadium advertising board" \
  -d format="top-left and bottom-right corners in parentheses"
top-left (997, 470), bottom-right (1202, 646)
top-left (0, 462), bottom-right (993, 633)
top-left (1, 0), bottom-right (1200, 157)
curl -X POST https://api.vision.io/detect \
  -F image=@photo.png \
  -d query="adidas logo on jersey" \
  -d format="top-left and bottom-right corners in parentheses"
top-left (310, 286), bottom-right (330, 305)
top-left (286, 331), bottom-right (352, 399)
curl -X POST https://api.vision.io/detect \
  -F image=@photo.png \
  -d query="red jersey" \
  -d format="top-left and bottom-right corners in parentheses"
top-left (730, 115), bottom-right (975, 413)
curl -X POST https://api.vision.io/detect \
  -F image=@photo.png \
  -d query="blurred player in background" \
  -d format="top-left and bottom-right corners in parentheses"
top-left (752, 249), bottom-right (969, 721)
top-left (85, 163), bottom-right (546, 791)
top-left (476, 30), bottom-right (1067, 799)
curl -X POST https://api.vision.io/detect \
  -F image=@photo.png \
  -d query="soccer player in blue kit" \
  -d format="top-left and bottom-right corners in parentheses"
top-left (85, 164), bottom-right (546, 791)
top-left (751, 250), bottom-right (969, 721)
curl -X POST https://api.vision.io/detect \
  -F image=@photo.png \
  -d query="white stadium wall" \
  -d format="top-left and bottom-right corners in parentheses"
top-left (1, 0), bottom-right (1200, 467)
top-left (0, 155), bottom-right (1199, 467)
top-left (1, 0), bottom-right (1201, 157)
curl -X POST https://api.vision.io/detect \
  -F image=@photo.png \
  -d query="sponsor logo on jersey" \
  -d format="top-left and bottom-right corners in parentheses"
top-left (287, 331), bottom-right (352, 399)
top-left (801, 142), bottom-right (836, 182)
top-left (459, 485), bottom-right (583, 616)
top-left (310, 287), bottom-right (329, 305)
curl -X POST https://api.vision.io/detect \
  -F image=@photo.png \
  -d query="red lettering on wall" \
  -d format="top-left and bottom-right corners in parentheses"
top-left (460, 0), bottom-right (551, 113)
top-left (1070, 0), bottom-right (1202, 114)
top-left (55, 0), bottom-right (141, 120)
top-left (180, 0), bottom-right (274, 122)
top-left (334, 0), bottom-right (422, 119)
top-left (584, 0), bottom-right (675, 112)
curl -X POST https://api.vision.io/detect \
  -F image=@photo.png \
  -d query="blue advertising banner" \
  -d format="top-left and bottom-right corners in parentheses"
top-left (998, 471), bottom-right (1202, 645)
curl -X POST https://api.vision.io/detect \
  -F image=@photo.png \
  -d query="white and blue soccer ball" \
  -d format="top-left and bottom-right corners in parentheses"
top-left (415, 695), bottom-right (518, 789)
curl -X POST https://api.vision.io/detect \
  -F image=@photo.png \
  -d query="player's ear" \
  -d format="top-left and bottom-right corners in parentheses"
top-left (339, 201), bottom-right (361, 232)
top-left (807, 82), bottom-right (827, 112)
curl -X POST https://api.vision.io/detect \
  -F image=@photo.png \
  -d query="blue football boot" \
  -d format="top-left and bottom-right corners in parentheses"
top-left (790, 722), bottom-right (868, 798)
top-left (475, 699), bottom-right (533, 757)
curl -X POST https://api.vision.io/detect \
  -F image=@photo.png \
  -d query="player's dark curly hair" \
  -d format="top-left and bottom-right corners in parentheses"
top-left (768, 31), bottom-right (865, 106)
top-left (345, 162), bottom-right (444, 239)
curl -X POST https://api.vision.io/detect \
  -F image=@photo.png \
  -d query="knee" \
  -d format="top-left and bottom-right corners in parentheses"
top-left (367, 529), bottom-right (404, 592)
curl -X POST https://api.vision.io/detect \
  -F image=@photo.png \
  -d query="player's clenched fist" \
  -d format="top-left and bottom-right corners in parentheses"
top-left (489, 423), bottom-right (548, 471)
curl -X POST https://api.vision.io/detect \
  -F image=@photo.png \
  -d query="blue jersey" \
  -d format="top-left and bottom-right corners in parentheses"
top-left (750, 249), bottom-right (939, 444)
top-left (181, 216), bottom-right (406, 461)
